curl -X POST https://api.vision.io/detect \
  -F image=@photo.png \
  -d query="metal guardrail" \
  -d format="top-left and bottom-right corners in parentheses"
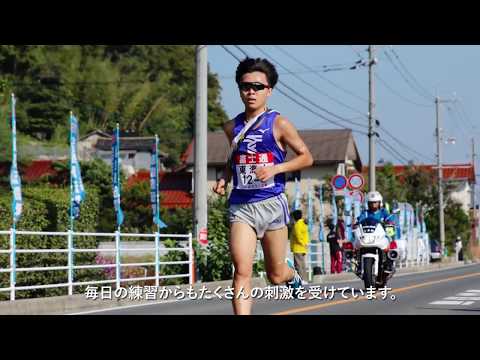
top-left (0, 230), bottom-right (194, 301)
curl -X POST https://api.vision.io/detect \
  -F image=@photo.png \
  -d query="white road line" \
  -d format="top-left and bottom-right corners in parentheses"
top-left (69, 298), bottom-right (194, 315)
top-left (429, 301), bottom-right (472, 306)
top-left (457, 293), bottom-right (479, 297)
top-left (466, 290), bottom-right (480, 293)
top-left (444, 297), bottom-right (480, 301)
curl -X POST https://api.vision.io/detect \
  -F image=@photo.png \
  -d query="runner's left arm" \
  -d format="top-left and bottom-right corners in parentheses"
top-left (256, 116), bottom-right (313, 182)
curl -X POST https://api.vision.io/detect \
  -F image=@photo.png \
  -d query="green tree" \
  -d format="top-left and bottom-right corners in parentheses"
top-left (425, 200), bottom-right (471, 253)
top-left (0, 45), bottom-right (229, 166)
top-left (195, 196), bottom-right (232, 282)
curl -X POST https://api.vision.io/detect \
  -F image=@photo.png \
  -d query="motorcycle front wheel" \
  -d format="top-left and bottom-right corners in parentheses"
top-left (363, 257), bottom-right (376, 289)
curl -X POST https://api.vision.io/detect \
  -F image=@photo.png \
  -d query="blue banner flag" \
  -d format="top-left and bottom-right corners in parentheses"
top-left (353, 194), bottom-right (361, 223)
top-left (318, 184), bottom-right (325, 242)
top-left (112, 124), bottom-right (124, 228)
top-left (344, 191), bottom-right (352, 241)
top-left (70, 114), bottom-right (86, 221)
top-left (10, 94), bottom-right (22, 224)
top-left (150, 135), bottom-right (167, 229)
top-left (293, 178), bottom-right (302, 212)
top-left (331, 186), bottom-right (338, 227)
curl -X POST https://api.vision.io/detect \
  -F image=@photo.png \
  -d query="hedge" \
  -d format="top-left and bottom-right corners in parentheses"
top-left (0, 185), bottom-right (105, 300)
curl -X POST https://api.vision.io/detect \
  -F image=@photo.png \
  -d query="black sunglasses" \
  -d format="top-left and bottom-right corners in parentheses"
top-left (238, 82), bottom-right (270, 92)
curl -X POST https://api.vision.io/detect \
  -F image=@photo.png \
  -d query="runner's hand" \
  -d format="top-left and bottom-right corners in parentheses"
top-left (255, 166), bottom-right (278, 183)
top-left (213, 178), bottom-right (226, 196)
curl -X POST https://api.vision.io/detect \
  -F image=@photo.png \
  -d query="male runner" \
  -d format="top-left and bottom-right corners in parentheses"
top-left (213, 57), bottom-right (314, 315)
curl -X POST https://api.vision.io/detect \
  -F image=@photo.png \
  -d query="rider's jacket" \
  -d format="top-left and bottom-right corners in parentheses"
top-left (357, 208), bottom-right (393, 226)
top-left (357, 208), bottom-right (395, 238)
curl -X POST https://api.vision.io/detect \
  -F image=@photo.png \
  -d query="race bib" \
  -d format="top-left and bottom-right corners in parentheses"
top-left (235, 152), bottom-right (275, 190)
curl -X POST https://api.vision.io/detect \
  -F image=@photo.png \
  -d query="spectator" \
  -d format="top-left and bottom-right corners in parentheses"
top-left (327, 223), bottom-right (343, 274)
top-left (291, 210), bottom-right (310, 284)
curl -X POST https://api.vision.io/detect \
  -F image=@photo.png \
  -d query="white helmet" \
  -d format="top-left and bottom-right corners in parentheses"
top-left (367, 191), bottom-right (383, 205)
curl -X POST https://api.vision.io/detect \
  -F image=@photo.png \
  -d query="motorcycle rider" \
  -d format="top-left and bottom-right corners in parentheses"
top-left (354, 191), bottom-right (396, 272)
top-left (357, 191), bottom-right (392, 226)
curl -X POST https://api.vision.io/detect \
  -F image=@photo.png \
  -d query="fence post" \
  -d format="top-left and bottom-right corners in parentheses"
top-left (10, 228), bottom-right (16, 302)
top-left (115, 231), bottom-right (121, 289)
top-left (155, 232), bottom-right (160, 287)
top-left (189, 233), bottom-right (194, 286)
top-left (68, 230), bottom-right (74, 296)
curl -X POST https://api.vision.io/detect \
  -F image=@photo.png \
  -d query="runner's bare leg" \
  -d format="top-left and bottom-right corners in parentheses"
top-left (262, 227), bottom-right (295, 285)
top-left (230, 222), bottom-right (258, 315)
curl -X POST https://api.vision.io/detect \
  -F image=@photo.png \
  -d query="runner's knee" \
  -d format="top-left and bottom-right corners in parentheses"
top-left (233, 264), bottom-right (253, 280)
top-left (267, 267), bottom-right (288, 285)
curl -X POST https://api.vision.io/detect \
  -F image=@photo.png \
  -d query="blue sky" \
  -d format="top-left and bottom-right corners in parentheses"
top-left (207, 45), bottom-right (479, 170)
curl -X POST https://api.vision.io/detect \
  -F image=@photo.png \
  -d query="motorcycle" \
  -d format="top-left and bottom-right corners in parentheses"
top-left (343, 214), bottom-right (399, 289)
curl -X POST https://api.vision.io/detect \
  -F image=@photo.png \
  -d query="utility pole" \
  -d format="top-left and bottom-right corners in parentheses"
top-left (436, 97), bottom-right (447, 259)
top-left (435, 96), bottom-right (457, 258)
top-left (472, 137), bottom-right (477, 248)
top-left (368, 45), bottom-right (377, 192)
top-left (194, 45), bottom-right (208, 251)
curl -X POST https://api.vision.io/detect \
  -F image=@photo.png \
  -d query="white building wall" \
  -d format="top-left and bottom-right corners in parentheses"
top-left (449, 181), bottom-right (473, 214)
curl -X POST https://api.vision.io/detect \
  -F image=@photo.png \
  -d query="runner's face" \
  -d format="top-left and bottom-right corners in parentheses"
top-left (239, 72), bottom-right (272, 113)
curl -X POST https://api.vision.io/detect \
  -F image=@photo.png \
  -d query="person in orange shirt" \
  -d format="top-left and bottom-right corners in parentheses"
top-left (291, 210), bottom-right (310, 283)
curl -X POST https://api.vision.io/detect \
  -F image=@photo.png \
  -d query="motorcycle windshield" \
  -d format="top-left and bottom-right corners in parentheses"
top-left (360, 217), bottom-right (380, 227)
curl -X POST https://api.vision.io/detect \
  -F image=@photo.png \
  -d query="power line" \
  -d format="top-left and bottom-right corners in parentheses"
top-left (273, 45), bottom-right (368, 103)
top-left (375, 72), bottom-right (432, 108)
top-left (378, 138), bottom-right (409, 164)
top-left (389, 47), bottom-right (435, 100)
top-left (446, 105), bottom-right (469, 141)
top-left (378, 126), bottom-right (435, 163)
top-left (224, 45), bottom-right (434, 166)
top-left (249, 45), bottom-right (369, 125)
top-left (377, 135), bottom-right (411, 164)
top-left (220, 45), bottom-right (369, 135)
top-left (455, 99), bottom-right (477, 132)
top-left (218, 67), bottom-right (348, 79)
top-left (232, 45), bottom-right (369, 131)
top-left (350, 45), bottom-right (366, 61)
top-left (383, 48), bottom-right (433, 103)
top-left (351, 45), bottom-right (434, 164)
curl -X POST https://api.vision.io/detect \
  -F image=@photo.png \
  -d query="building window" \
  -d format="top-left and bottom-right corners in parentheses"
top-left (128, 153), bottom-right (135, 160)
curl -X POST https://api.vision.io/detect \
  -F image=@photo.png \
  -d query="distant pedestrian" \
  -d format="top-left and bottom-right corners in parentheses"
top-left (327, 223), bottom-right (343, 274)
top-left (456, 237), bottom-right (463, 262)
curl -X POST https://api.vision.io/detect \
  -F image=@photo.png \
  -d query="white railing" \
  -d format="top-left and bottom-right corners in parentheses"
top-left (306, 242), bottom-right (330, 281)
top-left (0, 230), bottom-right (194, 301)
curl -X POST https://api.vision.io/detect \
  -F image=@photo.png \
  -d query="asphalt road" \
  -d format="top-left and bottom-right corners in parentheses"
top-left (78, 263), bottom-right (480, 315)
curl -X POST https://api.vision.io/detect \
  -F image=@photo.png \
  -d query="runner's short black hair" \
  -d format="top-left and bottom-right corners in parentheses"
top-left (292, 210), bottom-right (303, 221)
top-left (236, 58), bottom-right (279, 89)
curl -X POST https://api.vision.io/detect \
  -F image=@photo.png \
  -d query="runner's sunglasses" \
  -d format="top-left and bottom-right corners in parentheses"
top-left (238, 82), bottom-right (270, 92)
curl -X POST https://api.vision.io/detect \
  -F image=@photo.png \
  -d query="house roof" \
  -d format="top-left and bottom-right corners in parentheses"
top-left (0, 160), bottom-right (59, 183)
top-left (363, 164), bottom-right (476, 183)
top-left (80, 130), bottom-right (111, 141)
top-left (127, 171), bottom-right (193, 209)
top-left (183, 129), bottom-right (362, 171)
top-left (96, 137), bottom-right (168, 157)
